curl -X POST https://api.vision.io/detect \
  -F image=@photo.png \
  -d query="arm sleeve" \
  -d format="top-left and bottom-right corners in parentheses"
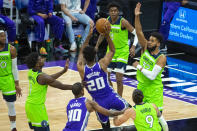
top-left (158, 116), bottom-right (169, 131)
top-left (28, 0), bottom-right (37, 15)
top-left (12, 58), bottom-right (19, 81)
top-left (141, 64), bottom-right (162, 80)
top-left (131, 29), bottom-right (138, 46)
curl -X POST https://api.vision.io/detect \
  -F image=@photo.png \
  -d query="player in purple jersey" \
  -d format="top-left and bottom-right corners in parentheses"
top-left (63, 82), bottom-right (124, 131)
top-left (77, 25), bottom-right (129, 130)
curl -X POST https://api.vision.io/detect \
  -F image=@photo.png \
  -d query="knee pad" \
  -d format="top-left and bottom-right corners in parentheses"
top-left (6, 102), bottom-right (16, 116)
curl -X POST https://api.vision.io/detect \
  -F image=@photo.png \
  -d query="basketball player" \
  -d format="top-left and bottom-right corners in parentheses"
top-left (77, 25), bottom-right (129, 130)
top-left (63, 82), bottom-right (124, 131)
top-left (95, 2), bottom-right (139, 97)
top-left (0, 28), bottom-right (21, 131)
top-left (133, 3), bottom-right (167, 112)
top-left (25, 52), bottom-right (72, 131)
top-left (113, 89), bottom-right (169, 131)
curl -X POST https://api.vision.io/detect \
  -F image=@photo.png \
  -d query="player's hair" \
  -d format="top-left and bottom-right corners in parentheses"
top-left (82, 46), bottom-right (96, 62)
top-left (150, 32), bottom-right (163, 44)
top-left (132, 89), bottom-right (144, 104)
top-left (25, 52), bottom-right (39, 69)
top-left (107, 1), bottom-right (121, 11)
top-left (72, 82), bottom-right (83, 96)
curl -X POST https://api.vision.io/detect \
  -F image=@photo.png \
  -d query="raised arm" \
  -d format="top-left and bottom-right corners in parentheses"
top-left (77, 26), bottom-right (93, 78)
top-left (99, 25), bottom-right (115, 72)
top-left (50, 59), bottom-right (70, 79)
top-left (135, 3), bottom-right (147, 52)
top-left (87, 99), bottom-right (123, 116)
top-left (113, 108), bottom-right (135, 126)
top-left (95, 34), bottom-right (104, 51)
top-left (37, 74), bottom-right (72, 90)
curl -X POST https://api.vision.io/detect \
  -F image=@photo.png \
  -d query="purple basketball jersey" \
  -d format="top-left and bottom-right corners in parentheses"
top-left (83, 62), bottom-right (114, 99)
top-left (63, 97), bottom-right (90, 131)
top-left (83, 62), bottom-right (128, 123)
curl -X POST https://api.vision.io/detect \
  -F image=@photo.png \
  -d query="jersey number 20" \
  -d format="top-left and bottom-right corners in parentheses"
top-left (87, 77), bottom-right (105, 91)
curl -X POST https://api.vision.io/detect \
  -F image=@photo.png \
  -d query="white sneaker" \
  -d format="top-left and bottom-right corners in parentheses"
top-left (70, 42), bottom-right (77, 52)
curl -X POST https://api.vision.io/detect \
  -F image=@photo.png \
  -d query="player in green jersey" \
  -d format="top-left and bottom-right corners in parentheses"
top-left (113, 89), bottom-right (168, 131)
top-left (132, 3), bottom-right (167, 111)
top-left (25, 52), bottom-right (72, 131)
top-left (0, 28), bottom-right (22, 131)
top-left (95, 2), bottom-right (138, 97)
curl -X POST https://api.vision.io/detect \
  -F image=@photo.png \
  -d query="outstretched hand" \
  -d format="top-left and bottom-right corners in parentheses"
top-left (135, 3), bottom-right (142, 16)
top-left (64, 58), bottom-right (70, 72)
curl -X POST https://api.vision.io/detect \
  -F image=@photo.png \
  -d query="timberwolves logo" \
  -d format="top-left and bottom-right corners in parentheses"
top-left (179, 9), bottom-right (186, 19)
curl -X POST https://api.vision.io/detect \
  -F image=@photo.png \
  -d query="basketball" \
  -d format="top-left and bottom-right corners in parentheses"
top-left (96, 18), bottom-right (111, 34)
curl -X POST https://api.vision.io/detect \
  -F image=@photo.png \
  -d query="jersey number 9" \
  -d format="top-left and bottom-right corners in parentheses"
top-left (146, 115), bottom-right (153, 128)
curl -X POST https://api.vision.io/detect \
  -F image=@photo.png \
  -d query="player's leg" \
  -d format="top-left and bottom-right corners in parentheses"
top-left (1, 75), bottom-right (17, 130)
top-left (94, 98), bottom-right (111, 131)
top-left (144, 85), bottom-right (164, 112)
top-left (107, 62), bottom-right (116, 88)
top-left (110, 92), bottom-right (129, 111)
top-left (25, 103), bottom-right (49, 131)
top-left (114, 48), bottom-right (128, 97)
top-left (115, 72), bottom-right (124, 97)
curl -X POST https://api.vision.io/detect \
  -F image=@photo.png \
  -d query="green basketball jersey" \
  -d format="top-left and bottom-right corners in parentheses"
top-left (107, 16), bottom-right (129, 49)
top-left (133, 103), bottom-right (161, 131)
top-left (137, 50), bottom-right (164, 87)
top-left (0, 44), bottom-right (12, 77)
top-left (26, 69), bottom-right (48, 104)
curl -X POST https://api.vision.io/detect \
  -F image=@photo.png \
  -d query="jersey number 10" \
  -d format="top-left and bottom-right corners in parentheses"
top-left (68, 109), bottom-right (82, 122)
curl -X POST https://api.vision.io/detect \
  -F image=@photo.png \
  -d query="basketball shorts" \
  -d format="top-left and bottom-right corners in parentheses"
top-left (25, 102), bottom-right (49, 127)
top-left (94, 92), bottom-right (128, 123)
top-left (0, 74), bottom-right (16, 96)
top-left (138, 84), bottom-right (163, 111)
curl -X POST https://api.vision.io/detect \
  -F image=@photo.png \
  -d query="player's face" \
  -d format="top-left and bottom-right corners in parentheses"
top-left (0, 32), bottom-right (6, 46)
top-left (147, 36), bottom-right (159, 52)
top-left (109, 7), bottom-right (119, 19)
top-left (36, 56), bottom-right (46, 68)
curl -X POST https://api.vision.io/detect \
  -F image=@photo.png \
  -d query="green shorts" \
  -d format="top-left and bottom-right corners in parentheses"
top-left (0, 75), bottom-right (16, 95)
top-left (138, 84), bottom-right (163, 111)
top-left (108, 46), bottom-right (129, 64)
top-left (25, 102), bottom-right (49, 127)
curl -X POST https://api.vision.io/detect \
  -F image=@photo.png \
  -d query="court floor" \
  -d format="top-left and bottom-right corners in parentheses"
top-left (0, 50), bottom-right (197, 131)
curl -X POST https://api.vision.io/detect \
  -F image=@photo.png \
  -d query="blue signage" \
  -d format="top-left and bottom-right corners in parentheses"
top-left (168, 7), bottom-right (197, 47)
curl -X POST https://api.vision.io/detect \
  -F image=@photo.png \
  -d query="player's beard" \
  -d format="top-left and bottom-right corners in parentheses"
top-left (147, 45), bottom-right (157, 53)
